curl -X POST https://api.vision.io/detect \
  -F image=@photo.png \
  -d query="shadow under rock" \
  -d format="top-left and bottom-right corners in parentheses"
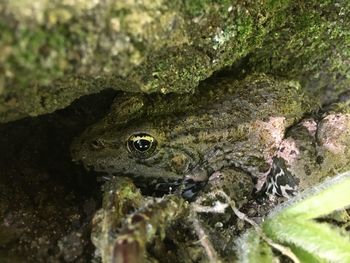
top-left (0, 89), bottom-right (118, 262)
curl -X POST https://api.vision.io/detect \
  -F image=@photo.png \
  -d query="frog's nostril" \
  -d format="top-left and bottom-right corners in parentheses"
top-left (90, 139), bottom-right (105, 150)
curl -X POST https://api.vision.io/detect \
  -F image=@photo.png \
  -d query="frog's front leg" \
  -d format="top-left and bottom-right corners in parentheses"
top-left (262, 118), bottom-right (315, 198)
top-left (264, 112), bottom-right (350, 198)
top-left (265, 157), bottom-right (299, 197)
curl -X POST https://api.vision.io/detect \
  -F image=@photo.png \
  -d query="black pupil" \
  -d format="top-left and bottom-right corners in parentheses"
top-left (133, 139), bottom-right (151, 152)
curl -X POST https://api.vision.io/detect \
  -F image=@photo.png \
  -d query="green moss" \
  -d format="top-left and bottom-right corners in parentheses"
top-left (1, 22), bottom-right (73, 89)
top-left (131, 45), bottom-right (211, 93)
top-left (247, 1), bottom-right (350, 102)
top-left (182, 0), bottom-right (233, 18)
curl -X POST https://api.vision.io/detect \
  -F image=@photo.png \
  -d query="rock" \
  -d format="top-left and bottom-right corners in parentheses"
top-left (1, 1), bottom-right (349, 122)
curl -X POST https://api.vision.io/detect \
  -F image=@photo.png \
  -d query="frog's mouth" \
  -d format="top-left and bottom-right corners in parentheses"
top-left (73, 157), bottom-right (208, 200)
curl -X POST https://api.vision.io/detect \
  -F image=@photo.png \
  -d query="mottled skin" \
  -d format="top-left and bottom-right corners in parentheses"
top-left (266, 111), bottom-right (350, 197)
top-left (71, 74), bottom-right (309, 200)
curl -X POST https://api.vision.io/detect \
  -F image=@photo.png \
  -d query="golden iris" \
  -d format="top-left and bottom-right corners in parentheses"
top-left (127, 133), bottom-right (157, 159)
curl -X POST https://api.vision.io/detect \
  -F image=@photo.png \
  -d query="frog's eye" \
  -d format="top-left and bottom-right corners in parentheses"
top-left (127, 133), bottom-right (157, 159)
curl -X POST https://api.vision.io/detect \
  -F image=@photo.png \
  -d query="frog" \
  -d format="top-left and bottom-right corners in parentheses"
top-left (71, 73), bottom-right (311, 202)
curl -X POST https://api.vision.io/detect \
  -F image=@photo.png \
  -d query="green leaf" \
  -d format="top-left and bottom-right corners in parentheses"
top-left (271, 172), bottom-right (350, 220)
top-left (237, 173), bottom-right (350, 262)
top-left (289, 244), bottom-right (327, 263)
top-left (237, 231), bottom-right (274, 263)
top-left (263, 219), bottom-right (350, 262)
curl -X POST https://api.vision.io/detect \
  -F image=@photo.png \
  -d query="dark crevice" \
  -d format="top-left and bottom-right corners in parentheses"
top-left (0, 88), bottom-right (118, 262)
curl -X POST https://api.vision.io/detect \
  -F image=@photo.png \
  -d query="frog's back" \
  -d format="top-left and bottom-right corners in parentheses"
top-left (155, 74), bottom-right (309, 142)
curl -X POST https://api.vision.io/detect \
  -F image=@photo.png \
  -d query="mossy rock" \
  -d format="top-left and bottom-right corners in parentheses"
top-left (0, 0), bottom-right (349, 125)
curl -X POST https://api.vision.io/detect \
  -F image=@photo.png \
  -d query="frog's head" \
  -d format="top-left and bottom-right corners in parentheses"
top-left (71, 94), bottom-right (206, 196)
